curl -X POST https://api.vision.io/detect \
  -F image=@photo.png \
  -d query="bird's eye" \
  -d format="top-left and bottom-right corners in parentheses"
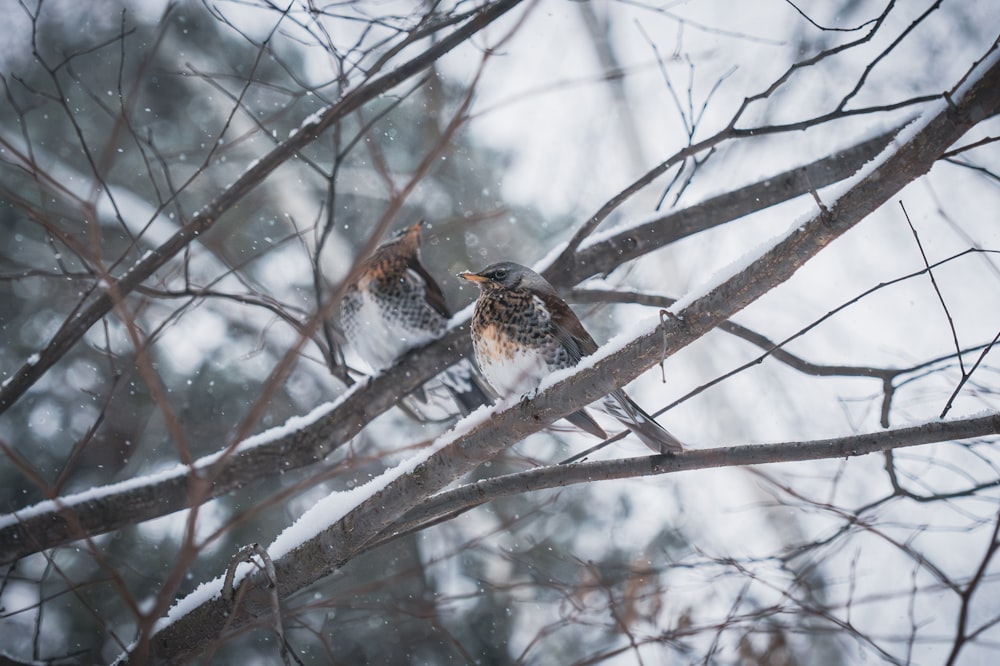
top-left (493, 269), bottom-right (507, 281)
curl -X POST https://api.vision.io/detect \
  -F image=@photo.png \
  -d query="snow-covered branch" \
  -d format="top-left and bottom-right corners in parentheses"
top-left (129, 43), bottom-right (1000, 664)
top-left (0, 117), bottom-right (915, 564)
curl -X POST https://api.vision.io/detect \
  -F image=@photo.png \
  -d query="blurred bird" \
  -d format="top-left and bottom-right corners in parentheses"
top-left (459, 261), bottom-right (682, 453)
top-left (341, 221), bottom-right (490, 415)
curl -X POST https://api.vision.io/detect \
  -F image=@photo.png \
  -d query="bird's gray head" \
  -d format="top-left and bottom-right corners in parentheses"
top-left (458, 262), bottom-right (555, 293)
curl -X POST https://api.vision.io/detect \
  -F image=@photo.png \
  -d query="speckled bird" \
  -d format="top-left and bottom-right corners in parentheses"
top-left (341, 221), bottom-right (489, 414)
top-left (459, 261), bottom-right (682, 453)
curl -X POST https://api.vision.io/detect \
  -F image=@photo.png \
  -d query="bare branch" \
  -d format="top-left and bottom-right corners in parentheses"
top-left (0, 119), bottom-right (925, 565)
top-left (5, 52), bottom-right (998, 566)
top-left (544, 124), bottom-right (901, 285)
top-left (374, 414), bottom-right (1000, 554)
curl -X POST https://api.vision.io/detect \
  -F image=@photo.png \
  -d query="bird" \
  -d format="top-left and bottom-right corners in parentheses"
top-left (458, 261), bottom-right (683, 454)
top-left (340, 220), bottom-right (491, 416)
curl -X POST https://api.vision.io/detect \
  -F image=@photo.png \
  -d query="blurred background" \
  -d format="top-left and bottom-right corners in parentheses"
top-left (1, 0), bottom-right (999, 663)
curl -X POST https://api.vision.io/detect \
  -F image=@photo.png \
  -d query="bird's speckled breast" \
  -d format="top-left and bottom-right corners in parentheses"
top-left (471, 289), bottom-right (571, 396)
top-left (342, 256), bottom-right (446, 371)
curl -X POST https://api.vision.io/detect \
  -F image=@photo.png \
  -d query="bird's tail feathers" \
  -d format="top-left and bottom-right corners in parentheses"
top-left (601, 391), bottom-right (683, 454)
top-left (440, 358), bottom-right (494, 415)
top-left (565, 407), bottom-right (609, 440)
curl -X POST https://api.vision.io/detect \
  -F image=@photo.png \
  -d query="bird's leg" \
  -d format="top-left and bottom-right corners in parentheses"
top-left (661, 307), bottom-right (682, 322)
top-left (517, 388), bottom-right (538, 406)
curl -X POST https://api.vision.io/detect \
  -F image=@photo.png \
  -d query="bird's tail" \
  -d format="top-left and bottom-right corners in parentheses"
top-left (601, 390), bottom-right (683, 454)
top-left (440, 359), bottom-right (611, 442)
top-left (439, 358), bottom-right (494, 415)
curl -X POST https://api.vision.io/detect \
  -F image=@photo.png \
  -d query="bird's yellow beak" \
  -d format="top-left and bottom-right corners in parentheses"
top-left (458, 271), bottom-right (488, 283)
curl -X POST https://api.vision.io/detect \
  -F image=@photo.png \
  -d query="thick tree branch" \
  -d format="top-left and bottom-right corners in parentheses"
top-left (0, 114), bottom-right (911, 564)
top-left (0, 324), bottom-right (470, 566)
top-left (2, 54), bottom-right (995, 565)
top-left (134, 44), bottom-right (1000, 665)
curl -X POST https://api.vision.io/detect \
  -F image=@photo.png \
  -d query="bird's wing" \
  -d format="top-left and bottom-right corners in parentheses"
top-left (565, 408), bottom-right (608, 440)
top-left (538, 292), bottom-right (599, 361)
top-left (539, 288), bottom-right (684, 454)
top-left (408, 257), bottom-right (451, 319)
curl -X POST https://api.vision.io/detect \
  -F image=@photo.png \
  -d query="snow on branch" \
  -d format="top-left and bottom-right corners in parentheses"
top-left (0, 325), bottom-right (471, 565)
top-left (0, 113), bottom-right (919, 566)
top-left (127, 42), bottom-right (1000, 665)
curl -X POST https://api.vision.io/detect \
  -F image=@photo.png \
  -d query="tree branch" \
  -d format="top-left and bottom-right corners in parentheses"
top-left (546, 125), bottom-right (900, 286)
top-left (132, 43), bottom-right (1000, 665)
top-left (4, 48), bottom-right (997, 565)
top-left (0, 324), bottom-right (470, 566)
top-left (373, 413), bottom-right (1000, 550)
top-left (0, 120), bottom-right (915, 565)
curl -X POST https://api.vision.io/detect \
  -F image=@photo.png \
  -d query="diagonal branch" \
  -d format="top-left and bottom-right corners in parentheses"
top-left (2, 57), bottom-right (995, 564)
top-left (0, 120), bottom-right (915, 565)
top-left (134, 42), bottom-right (1000, 665)
top-left (546, 125), bottom-right (901, 286)
top-left (0, 324), bottom-right (469, 566)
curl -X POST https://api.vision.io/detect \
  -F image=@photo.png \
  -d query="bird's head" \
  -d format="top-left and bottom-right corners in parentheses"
top-left (383, 219), bottom-right (425, 252)
top-left (458, 262), bottom-right (553, 294)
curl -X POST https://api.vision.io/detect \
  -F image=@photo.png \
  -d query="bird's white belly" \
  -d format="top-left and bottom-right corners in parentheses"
top-left (478, 346), bottom-right (551, 398)
top-left (348, 290), bottom-right (438, 372)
